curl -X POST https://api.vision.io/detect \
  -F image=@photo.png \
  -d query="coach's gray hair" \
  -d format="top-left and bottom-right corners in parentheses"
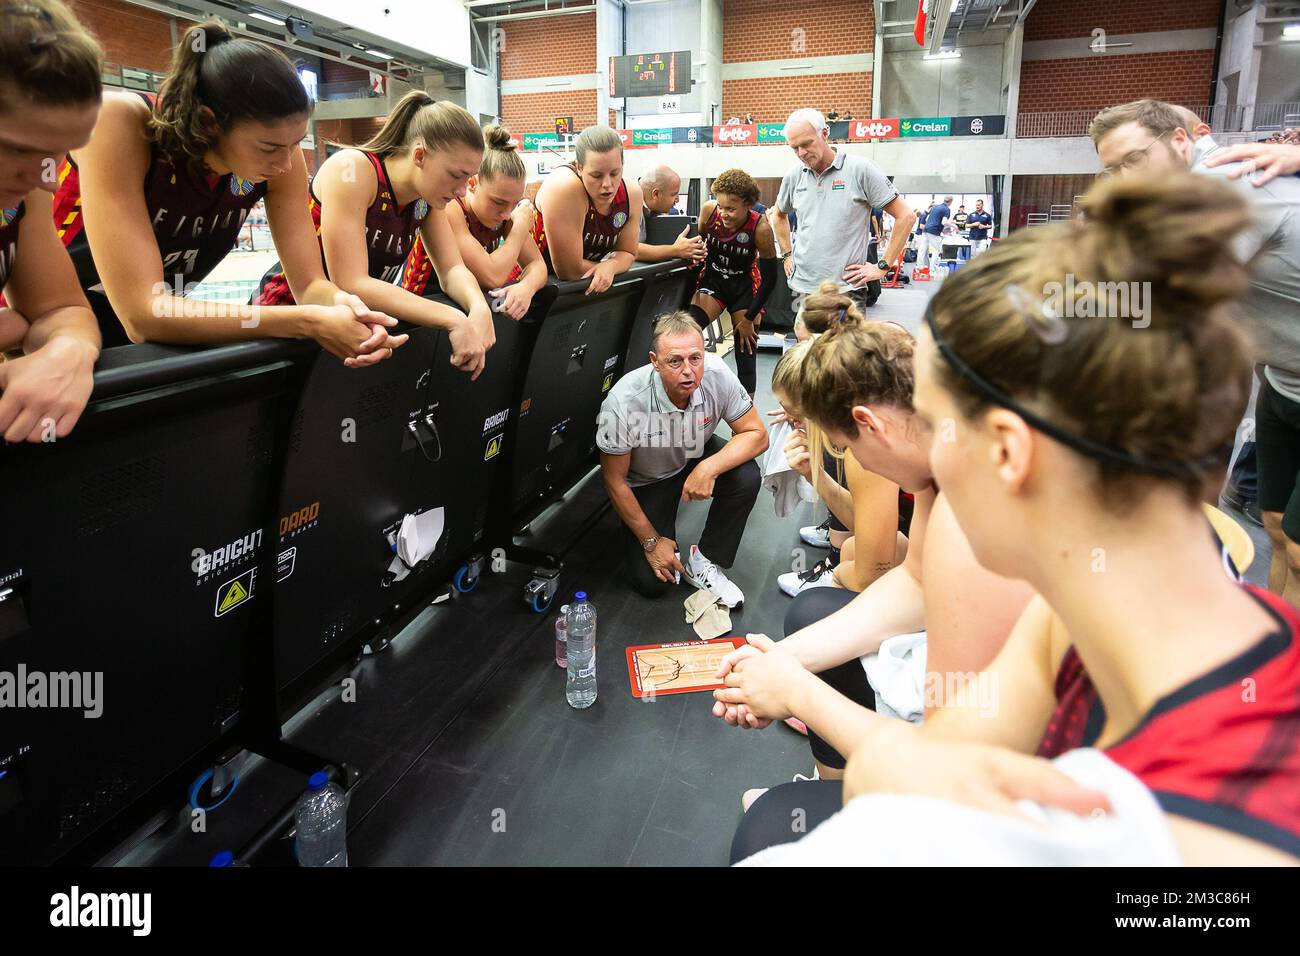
top-left (783, 108), bottom-right (827, 139)
top-left (651, 311), bottom-right (705, 354)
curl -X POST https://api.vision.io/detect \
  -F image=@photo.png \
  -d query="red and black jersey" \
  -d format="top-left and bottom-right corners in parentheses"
top-left (701, 205), bottom-right (762, 278)
top-left (401, 195), bottom-right (520, 297)
top-left (0, 202), bottom-right (24, 291)
top-left (531, 163), bottom-right (630, 274)
top-left (1037, 583), bottom-right (1300, 858)
top-left (256, 150), bottom-right (428, 306)
top-left (53, 95), bottom-right (267, 345)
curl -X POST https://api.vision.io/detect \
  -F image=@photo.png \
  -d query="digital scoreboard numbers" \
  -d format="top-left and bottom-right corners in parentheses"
top-left (609, 51), bottom-right (692, 98)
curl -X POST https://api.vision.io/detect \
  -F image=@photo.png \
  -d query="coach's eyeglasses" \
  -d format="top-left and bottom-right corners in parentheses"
top-left (1098, 128), bottom-right (1175, 178)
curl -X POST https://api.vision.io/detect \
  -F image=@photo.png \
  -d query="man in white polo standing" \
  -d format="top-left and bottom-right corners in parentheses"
top-left (770, 108), bottom-right (916, 315)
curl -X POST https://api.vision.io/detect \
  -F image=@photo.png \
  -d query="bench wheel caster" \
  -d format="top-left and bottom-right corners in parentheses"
top-left (453, 564), bottom-right (479, 593)
top-left (188, 765), bottom-right (240, 813)
top-left (524, 565), bottom-right (560, 613)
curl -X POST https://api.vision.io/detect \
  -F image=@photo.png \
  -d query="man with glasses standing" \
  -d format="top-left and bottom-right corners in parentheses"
top-left (1090, 98), bottom-right (1300, 588)
top-left (596, 312), bottom-right (769, 602)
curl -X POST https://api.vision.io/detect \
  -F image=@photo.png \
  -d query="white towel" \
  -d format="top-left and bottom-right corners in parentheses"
top-left (861, 631), bottom-right (927, 724)
top-left (762, 420), bottom-right (815, 518)
top-left (735, 749), bottom-right (1183, 866)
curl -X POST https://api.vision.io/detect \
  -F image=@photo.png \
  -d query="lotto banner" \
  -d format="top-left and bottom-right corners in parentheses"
top-left (846, 118), bottom-right (901, 140)
top-left (712, 124), bottom-right (758, 146)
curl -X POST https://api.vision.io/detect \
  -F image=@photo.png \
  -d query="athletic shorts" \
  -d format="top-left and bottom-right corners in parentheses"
top-left (1255, 375), bottom-right (1300, 541)
top-left (696, 266), bottom-right (756, 316)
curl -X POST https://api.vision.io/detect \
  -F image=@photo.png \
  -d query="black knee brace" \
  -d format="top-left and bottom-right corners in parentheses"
top-left (686, 304), bottom-right (712, 328)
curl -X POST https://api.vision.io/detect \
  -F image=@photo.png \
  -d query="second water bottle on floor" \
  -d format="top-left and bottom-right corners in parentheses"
top-left (565, 592), bottom-right (597, 709)
top-left (295, 771), bottom-right (349, 867)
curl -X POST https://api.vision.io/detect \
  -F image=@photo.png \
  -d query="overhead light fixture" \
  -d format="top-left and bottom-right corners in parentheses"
top-left (366, 49), bottom-right (394, 59)
top-left (1283, 23), bottom-right (1300, 38)
top-left (248, 10), bottom-right (285, 26)
top-left (924, 50), bottom-right (961, 60)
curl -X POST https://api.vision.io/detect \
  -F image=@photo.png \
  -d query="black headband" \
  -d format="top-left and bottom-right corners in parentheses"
top-left (923, 300), bottom-right (1228, 479)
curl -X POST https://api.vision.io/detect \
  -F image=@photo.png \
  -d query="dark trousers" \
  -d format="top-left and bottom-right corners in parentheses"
top-left (1229, 442), bottom-right (1258, 500)
top-left (623, 434), bottom-right (761, 598)
top-left (783, 587), bottom-right (875, 769)
top-left (729, 779), bottom-right (844, 864)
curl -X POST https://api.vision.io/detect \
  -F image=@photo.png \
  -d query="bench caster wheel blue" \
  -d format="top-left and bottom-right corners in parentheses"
top-left (454, 565), bottom-right (479, 593)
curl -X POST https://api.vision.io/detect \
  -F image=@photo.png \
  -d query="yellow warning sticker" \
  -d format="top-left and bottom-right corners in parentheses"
top-left (484, 435), bottom-right (502, 461)
top-left (602, 373), bottom-right (613, 392)
top-left (215, 568), bottom-right (256, 617)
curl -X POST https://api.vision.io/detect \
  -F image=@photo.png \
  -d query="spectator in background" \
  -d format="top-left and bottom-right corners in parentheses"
top-left (771, 108), bottom-right (916, 317)
top-left (826, 107), bottom-right (840, 122)
top-left (953, 205), bottom-right (968, 231)
top-left (745, 113), bottom-right (755, 126)
top-left (919, 195), bottom-right (952, 270)
top-left (636, 164), bottom-right (705, 265)
top-left (966, 199), bottom-right (993, 254)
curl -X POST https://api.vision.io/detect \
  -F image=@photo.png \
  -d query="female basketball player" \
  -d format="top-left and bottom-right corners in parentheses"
top-left (531, 126), bottom-right (641, 295)
top-left (401, 126), bottom-right (547, 323)
top-left (57, 20), bottom-right (401, 367)
top-left (721, 174), bottom-right (1299, 865)
top-left (0, 0), bottom-right (102, 442)
top-left (256, 91), bottom-right (496, 379)
top-left (689, 169), bottom-right (778, 399)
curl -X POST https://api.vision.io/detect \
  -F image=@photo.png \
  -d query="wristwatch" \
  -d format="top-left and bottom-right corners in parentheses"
top-left (641, 534), bottom-right (659, 552)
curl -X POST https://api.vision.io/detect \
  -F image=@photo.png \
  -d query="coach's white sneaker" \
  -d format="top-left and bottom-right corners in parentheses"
top-left (683, 545), bottom-right (744, 608)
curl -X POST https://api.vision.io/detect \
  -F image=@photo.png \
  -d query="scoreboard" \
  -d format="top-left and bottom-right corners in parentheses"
top-left (609, 51), bottom-right (692, 98)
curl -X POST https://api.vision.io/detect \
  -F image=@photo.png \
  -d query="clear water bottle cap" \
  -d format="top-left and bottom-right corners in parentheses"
top-left (575, 591), bottom-right (587, 602)
top-left (559, 604), bottom-right (570, 616)
top-left (209, 851), bottom-right (234, 867)
top-left (308, 771), bottom-right (329, 791)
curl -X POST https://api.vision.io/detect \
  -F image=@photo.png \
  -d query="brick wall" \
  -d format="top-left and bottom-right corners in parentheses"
top-left (1024, 0), bottom-right (1222, 42)
top-left (499, 14), bottom-right (597, 136)
top-left (722, 74), bottom-right (871, 125)
top-left (499, 14), bottom-right (596, 80)
top-left (501, 90), bottom-right (598, 137)
top-left (722, 0), bottom-right (871, 62)
top-left (69, 0), bottom-right (174, 73)
top-left (720, 0), bottom-right (873, 124)
top-left (1018, 49), bottom-right (1217, 112)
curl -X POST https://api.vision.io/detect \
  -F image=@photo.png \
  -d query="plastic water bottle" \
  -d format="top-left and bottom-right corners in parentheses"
top-left (555, 604), bottom-right (570, 668)
top-left (565, 592), bottom-right (597, 709)
top-left (294, 771), bottom-right (349, 867)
